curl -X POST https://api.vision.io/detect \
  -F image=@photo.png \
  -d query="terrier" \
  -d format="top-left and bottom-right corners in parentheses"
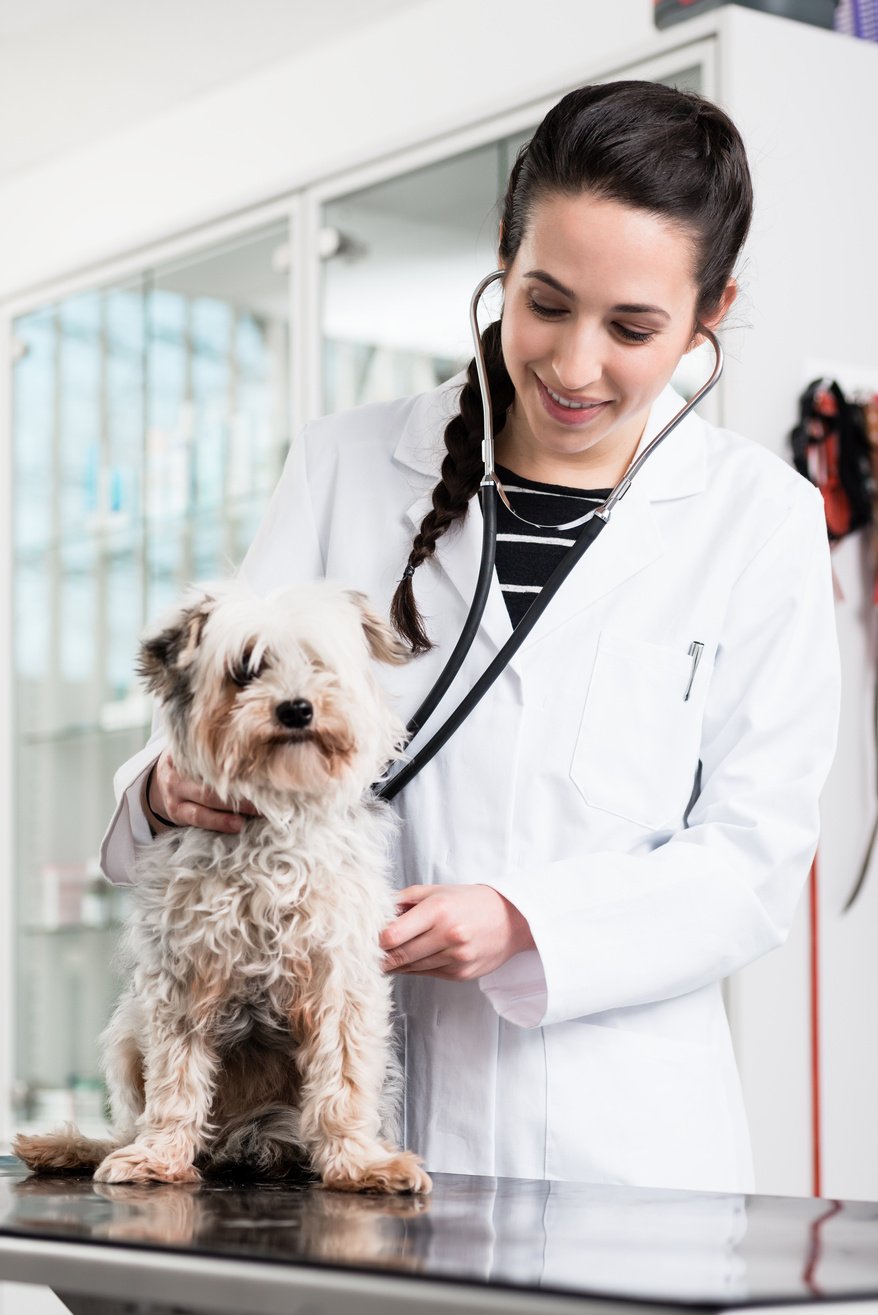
top-left (15, 579), bottom-right (431, 1194)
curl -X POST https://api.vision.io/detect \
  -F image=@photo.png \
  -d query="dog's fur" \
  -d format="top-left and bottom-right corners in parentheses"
top-left (15, 579), bottom-right (431, 1194)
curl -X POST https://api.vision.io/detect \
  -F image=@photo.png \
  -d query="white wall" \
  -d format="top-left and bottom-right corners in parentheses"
top-left (0, 0), bottom-right (656, 305)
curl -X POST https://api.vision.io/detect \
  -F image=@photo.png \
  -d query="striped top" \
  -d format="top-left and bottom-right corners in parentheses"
top-left (484, 463), bottom-right (612, 627)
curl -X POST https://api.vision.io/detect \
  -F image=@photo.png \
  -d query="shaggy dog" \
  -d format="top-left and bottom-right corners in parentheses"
top-left (15, 580), bottom-right (431, 1194)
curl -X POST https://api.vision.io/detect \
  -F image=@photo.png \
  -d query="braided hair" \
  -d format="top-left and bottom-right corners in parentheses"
top-left (390, 80), bottom-right (753, 653)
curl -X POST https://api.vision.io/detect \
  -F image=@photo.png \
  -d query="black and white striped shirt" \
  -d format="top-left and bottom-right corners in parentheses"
top-left (484, 463), bottom-right (612, 627)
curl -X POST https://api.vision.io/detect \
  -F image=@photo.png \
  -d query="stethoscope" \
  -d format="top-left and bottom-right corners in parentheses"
top-left (375, 268), bottom-right (723, 801)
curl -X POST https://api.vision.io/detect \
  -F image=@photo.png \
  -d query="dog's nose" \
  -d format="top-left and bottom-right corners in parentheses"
top-left (276, 698), bottom-right (313, 729)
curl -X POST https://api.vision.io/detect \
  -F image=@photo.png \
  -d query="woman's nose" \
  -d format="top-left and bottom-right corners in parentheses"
top-left (552, 324), bottom-right (603, 393)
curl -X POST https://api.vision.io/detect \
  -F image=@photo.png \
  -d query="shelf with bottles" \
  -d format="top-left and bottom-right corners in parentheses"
top-left (16, 915), bottom-right (126, 1113)
top-left (14, 724), bottom-right (145, 858)
top-left (19, 716), bottom-right (152, 748)
top-left (18, 856), bottom-right (132, 936)
top-left (12, 1078), bottom-right (111, 1146)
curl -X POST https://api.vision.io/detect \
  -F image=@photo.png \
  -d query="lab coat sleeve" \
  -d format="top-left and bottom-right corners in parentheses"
top-left (98, 720), bottom-right (169, 886)
top-left (479, 481), bottom-right (841, 1029)
top-left (99, 425), bottom-right (325, 887)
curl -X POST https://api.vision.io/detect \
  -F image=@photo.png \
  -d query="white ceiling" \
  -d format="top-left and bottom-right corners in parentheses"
top-left (0, 0), bottom-right (415, 184)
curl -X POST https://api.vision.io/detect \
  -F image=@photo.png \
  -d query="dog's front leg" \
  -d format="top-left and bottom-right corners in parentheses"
top-left (95, 1003), bottom-right (220, 1186)
top-left (295, 964), bottom-right (431, 1194)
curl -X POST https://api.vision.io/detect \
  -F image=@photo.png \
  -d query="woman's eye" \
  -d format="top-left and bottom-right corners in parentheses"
top-left (527, 294), bottom-right (656, 344)
top-left (615, 323), bottom-right (656, 344)
top-left (526, 294), bottom-right (566, 319)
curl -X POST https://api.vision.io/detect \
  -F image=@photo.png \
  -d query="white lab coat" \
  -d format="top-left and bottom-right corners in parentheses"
top-left (100, 370), bottom-right (841, 1194)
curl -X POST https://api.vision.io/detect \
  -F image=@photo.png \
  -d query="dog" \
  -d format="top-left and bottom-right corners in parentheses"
top-left (14, 579), bottom-right (431, 1194)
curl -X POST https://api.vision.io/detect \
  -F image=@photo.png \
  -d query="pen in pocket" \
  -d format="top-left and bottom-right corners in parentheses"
top-left (684, 641), bottom-right (704, 702)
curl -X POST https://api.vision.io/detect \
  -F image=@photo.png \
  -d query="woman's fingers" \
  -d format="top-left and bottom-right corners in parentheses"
top-left (151, 749), bottom-right (260, 832)
top-left (170, 799), bottom-right (248, 834)
top-left (379, 884), bottom-right (529, 981)
top-left (379, 898), bottom-right (437, 954)
top-left (193, 781), bottom-right (260, 815)
top-left (393, 885), bottom-right (434, 907)
top-left (381, 928), bottom-right (450, 972)
top-left (380, 891), bottom-right (478, 975)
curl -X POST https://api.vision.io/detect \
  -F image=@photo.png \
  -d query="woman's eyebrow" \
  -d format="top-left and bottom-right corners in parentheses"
top-left (523, 269), bottom-right (670, 319)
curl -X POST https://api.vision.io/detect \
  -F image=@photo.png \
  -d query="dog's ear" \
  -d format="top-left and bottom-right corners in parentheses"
top-left (346, 591), bottom-right (409, 665)
top-left (137, 594), bottom-right (216, 701)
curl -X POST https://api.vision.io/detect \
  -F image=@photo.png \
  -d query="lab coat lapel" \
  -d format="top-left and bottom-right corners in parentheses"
top-left (513, 477), bottom-right (663, 652)
top-left (512, 386), bottom-right (708, 650)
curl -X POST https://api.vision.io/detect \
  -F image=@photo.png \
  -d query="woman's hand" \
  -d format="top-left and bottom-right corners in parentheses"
top-left (379, 884), bottom-right (536, 981)
top-left (146, 748), bottom-right (260, 834)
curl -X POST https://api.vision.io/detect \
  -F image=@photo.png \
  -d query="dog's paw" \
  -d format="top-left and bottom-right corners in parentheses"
top-left (323, 1148), bottom-right (432, 1195)
top-left (95, 1144), bottom-right (201, 1186)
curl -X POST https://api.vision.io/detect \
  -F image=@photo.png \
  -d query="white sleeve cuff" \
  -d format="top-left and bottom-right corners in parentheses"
top-left (478, 949), bottom-right (548, 1029)
top-left (126, 766), bottom-right (155, 847)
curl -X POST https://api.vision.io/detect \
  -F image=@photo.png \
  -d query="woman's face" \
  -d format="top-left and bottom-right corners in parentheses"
top-left (497, 190), bottom-right (730, 485)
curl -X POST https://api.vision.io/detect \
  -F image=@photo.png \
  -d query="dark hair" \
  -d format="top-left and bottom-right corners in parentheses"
top-left (391, 79), bottom-right (754, 653)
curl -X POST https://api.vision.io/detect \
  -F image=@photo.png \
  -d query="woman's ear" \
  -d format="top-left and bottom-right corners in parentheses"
top-left (688, 277), bottom-right (737, 351)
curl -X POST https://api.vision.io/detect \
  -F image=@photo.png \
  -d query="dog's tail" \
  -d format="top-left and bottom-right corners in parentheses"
top-left (13, 1126), bottom-right (118, 1174)
top-left (206, 1106), bottom-right (310, 1178)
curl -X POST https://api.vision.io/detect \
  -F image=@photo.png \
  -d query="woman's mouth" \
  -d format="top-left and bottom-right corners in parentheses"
top-left (536, 374), bottom-right (611, 426)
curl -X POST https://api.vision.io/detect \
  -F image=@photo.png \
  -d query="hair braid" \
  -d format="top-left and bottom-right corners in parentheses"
top-left (390, 318), bottom-right (514, 654)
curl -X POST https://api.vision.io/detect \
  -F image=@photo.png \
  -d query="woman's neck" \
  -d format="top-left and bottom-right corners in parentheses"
top-left (496, 402), bottom-right (647, 490)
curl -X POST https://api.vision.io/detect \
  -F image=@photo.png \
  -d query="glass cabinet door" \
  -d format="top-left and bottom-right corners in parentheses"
top-left (320, 63), bottom-right (710, 418)
top-left (320, 140), bottom-right (512, 413)
top-left (11, 219), bottom-right (292, 1134)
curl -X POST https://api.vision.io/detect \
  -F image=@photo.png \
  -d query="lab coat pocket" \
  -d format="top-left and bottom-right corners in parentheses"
top-left (570, 629), bottom-right (702, 830)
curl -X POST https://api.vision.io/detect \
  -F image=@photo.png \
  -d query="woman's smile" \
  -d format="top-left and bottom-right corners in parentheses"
top-left (535, 373), bottom-right (612, 427)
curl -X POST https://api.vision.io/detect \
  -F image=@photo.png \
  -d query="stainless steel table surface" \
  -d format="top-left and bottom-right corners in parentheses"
top-left (1, 1157), bottom-right (877, 1315)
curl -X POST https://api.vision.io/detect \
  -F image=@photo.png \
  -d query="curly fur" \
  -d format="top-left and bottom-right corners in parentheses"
top-left (15, 579), bottom-right (431, 1195)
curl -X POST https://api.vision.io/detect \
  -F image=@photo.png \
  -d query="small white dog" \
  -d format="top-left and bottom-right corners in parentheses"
top-left (15, 579), bottom-right (431, 1194)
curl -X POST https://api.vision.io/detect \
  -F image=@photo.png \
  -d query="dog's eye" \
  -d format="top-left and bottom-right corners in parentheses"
top-left (230, 649), bottom-right (266, 687)
top-left (231, 667), bottom-right (256, 687)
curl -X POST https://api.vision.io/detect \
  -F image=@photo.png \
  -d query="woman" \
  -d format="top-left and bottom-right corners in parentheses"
top-left (101, 81), bottom-right (840, 1193)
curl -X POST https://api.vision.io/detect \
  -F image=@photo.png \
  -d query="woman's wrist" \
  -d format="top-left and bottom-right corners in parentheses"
top-left (142, 760), bottom-right (179, 834)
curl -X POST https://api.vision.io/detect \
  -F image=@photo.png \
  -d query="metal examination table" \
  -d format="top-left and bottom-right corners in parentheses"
top-left (1, 1157), bottom-right (877, 1315)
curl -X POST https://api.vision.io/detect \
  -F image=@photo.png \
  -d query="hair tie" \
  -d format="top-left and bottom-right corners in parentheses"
top-left (402, 563), bottom-right (416, 580)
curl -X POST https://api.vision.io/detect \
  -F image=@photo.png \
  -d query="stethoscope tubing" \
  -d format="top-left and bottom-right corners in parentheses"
top-left (376, 495), bottom-right (605, 801)
top-left (374, 270), bottom-right (723, 802)
top-left (400, 487), bottom-right (497, 743)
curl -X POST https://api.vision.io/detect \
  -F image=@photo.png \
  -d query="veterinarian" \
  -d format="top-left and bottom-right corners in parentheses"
top-left (101, 80), bottom-right (841, 1194)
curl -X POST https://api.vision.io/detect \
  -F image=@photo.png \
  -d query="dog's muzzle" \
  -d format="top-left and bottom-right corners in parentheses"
top-left (276, 699), bottom-right (314, 729)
